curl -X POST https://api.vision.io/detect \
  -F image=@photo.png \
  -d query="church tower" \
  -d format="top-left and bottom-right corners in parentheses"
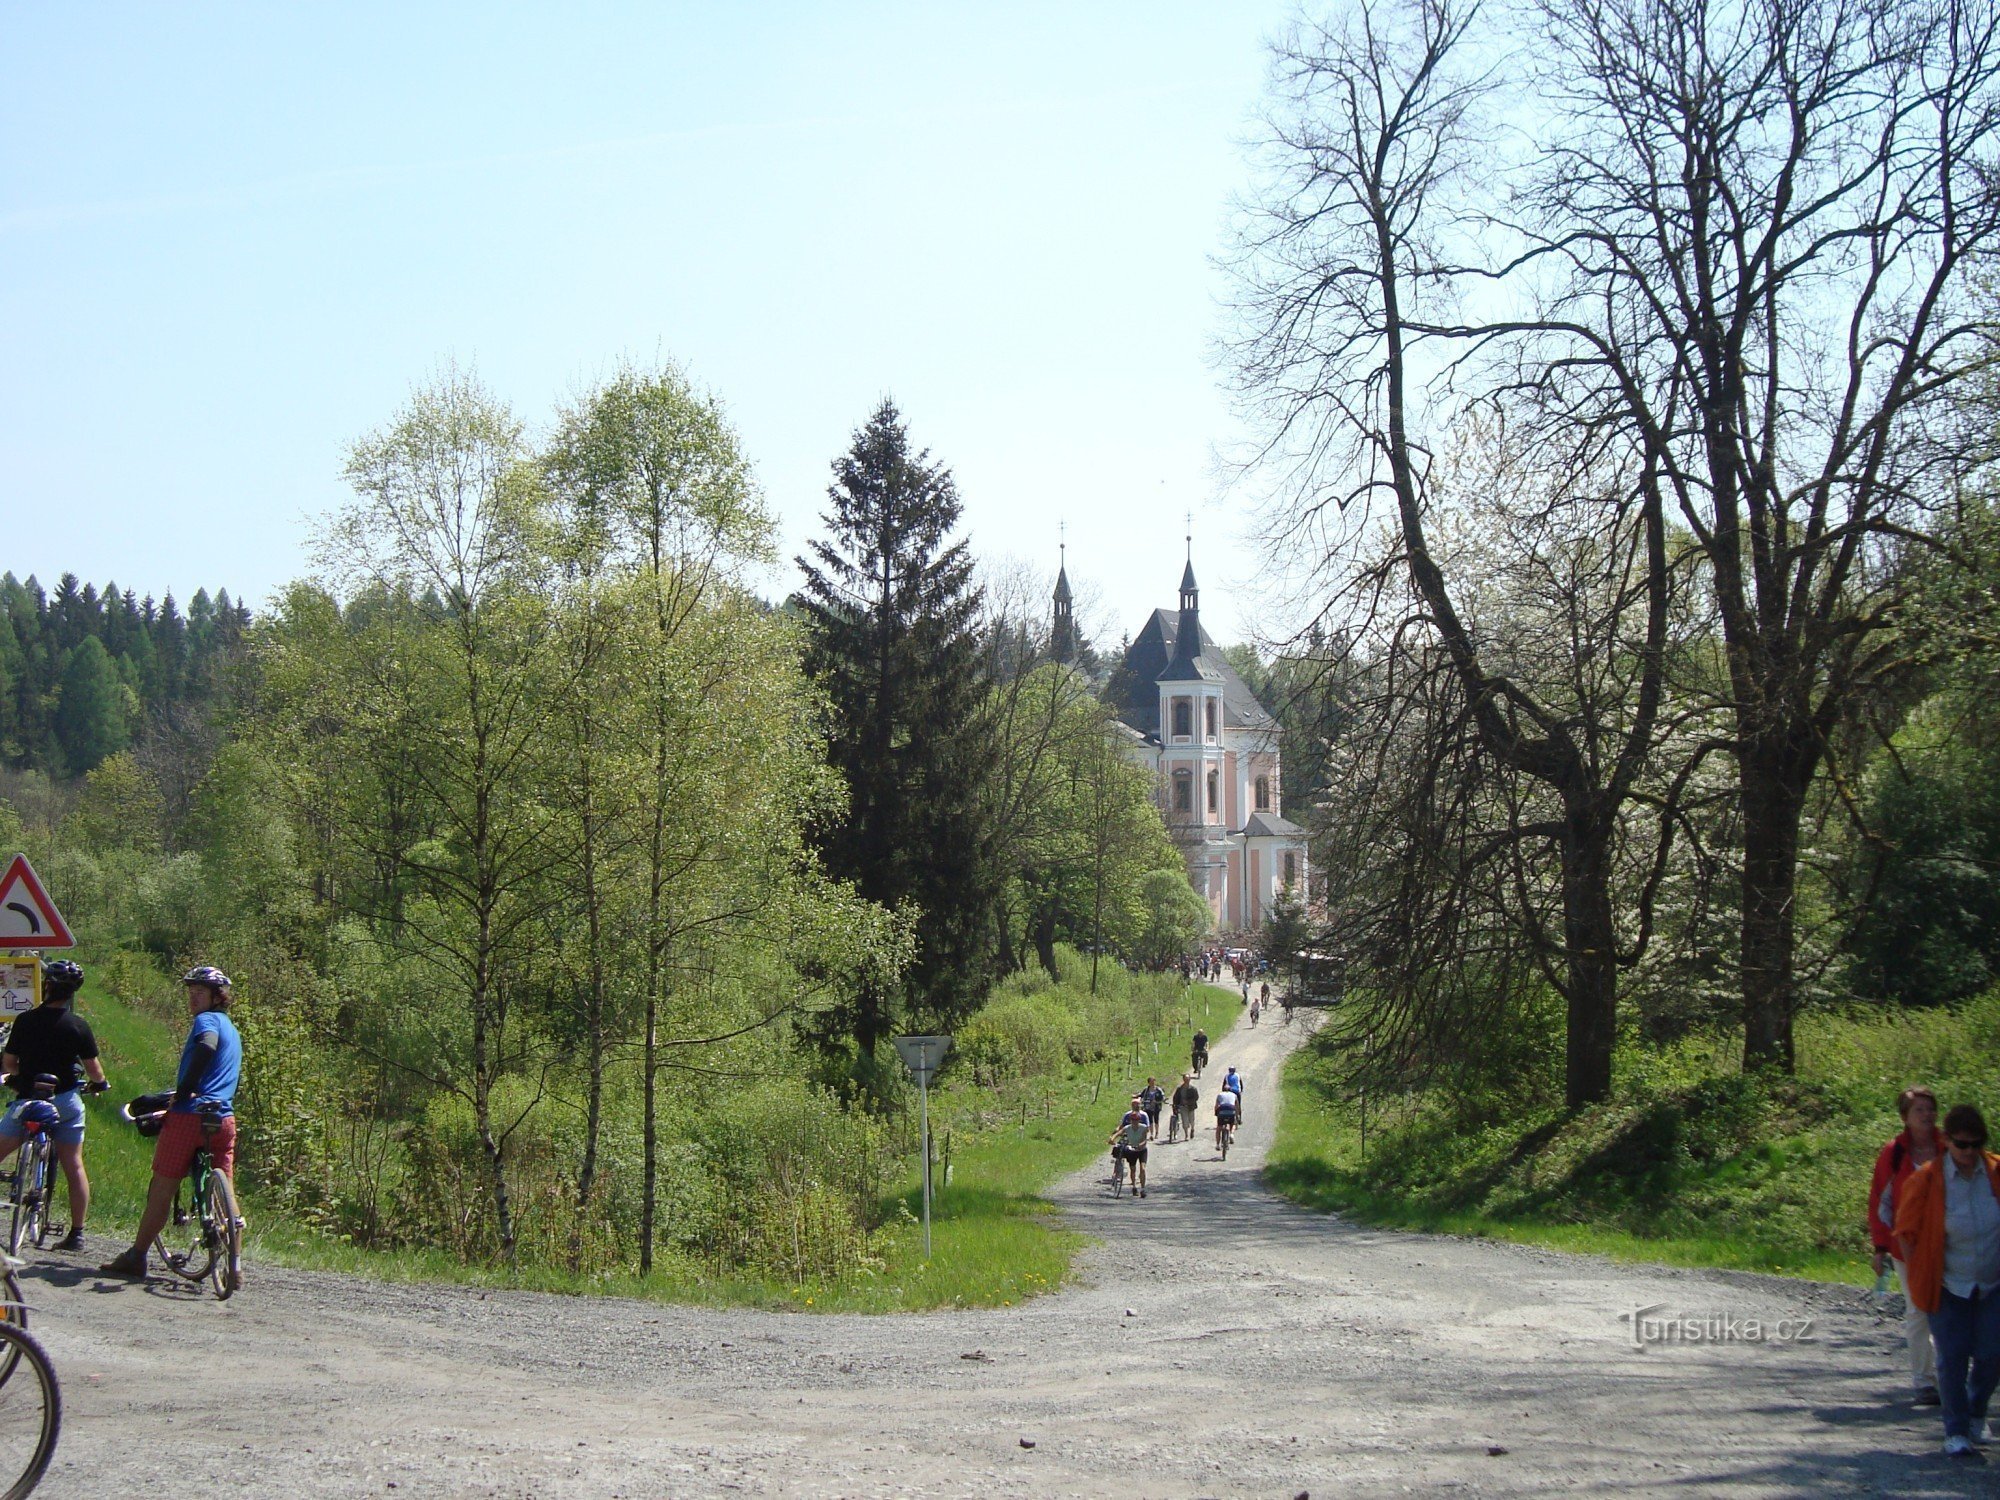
top-left (1052, 541), bottom-right (1076, 665)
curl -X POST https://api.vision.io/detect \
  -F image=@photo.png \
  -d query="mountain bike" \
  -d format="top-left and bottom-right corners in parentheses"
top-left (0, 1312), bottom-right (58, 1498)
top-left (122, 1096), bottom-right (242, 1300)
top-left (1215, 1114), bottom-right (1236, 1159)
top-left (3, 1085), bottom-right (66, 1259)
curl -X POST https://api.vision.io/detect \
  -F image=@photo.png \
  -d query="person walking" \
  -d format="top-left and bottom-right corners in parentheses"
top-left (1894, 1104), bottom-right (2000, 1456)
top-left (1871, 1086), bottom-right (1943, 1404)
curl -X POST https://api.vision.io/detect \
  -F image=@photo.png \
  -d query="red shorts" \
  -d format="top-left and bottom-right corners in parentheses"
top-left (152, 1111), bottom-right (236, 1180)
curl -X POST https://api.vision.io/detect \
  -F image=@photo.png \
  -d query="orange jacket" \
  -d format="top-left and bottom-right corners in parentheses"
top-left (1891, 1152), bottom-right (2000, 1314)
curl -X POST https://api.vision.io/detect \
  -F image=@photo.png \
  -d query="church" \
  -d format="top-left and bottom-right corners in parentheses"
top-left (1054, 549), bottom-right (1310, 936)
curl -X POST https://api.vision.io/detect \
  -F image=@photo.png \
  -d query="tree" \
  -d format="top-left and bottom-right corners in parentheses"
top-left (1229, 2), bottom-right (1674, 1105)
top-left (796, 400), bottom-right (1000, 1059)
top-left (316, 365), bottom-right (557, 1266)
top-left (54, 636), bottom-right (129, 773)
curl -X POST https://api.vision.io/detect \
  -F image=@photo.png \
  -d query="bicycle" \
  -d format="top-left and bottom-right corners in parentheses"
top-left (121, 1095), bottom-right (242, 1300)
top-left (3, 1083), bottom-right (67, 1260)
top-left (0, 1307), bottom-right (58, 1499)
top-left (1216, 1114), bottom-right (1236, 1159)
top-left (1190, 1047), bottom-right (1208, 1079)
top-left (1110, 1144), bottom-right (1129, 1197)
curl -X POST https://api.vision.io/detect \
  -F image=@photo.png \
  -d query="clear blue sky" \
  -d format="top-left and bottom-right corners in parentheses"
top-left (2, 3), bottom-right (1298, 646)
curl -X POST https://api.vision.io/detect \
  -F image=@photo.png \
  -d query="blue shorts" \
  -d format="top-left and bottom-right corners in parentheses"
top-left (0, 1090), bottom-right (85, 1146)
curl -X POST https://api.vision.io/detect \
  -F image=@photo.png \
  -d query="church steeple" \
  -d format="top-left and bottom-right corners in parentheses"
top-left (1177, 523), bottom-right (1200, 648)
top-left (1052, 531), bottom-right (1076, 664)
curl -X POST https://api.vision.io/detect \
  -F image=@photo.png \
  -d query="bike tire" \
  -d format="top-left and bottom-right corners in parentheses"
top-left (154, 1186), bottom-right (216, 1285)
top-left (28, 1154), bottom-right (55, 1254)
top-left (206, 1172), bottom-right (242, 1301)
top-left (0, 1322), bottom-right (61, 1499)
top-left (0, 1273), bottom-right (25, 1391)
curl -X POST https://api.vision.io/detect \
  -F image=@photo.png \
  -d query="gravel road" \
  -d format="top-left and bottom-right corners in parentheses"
top-left (17, 1001), bottom-right (1996, 1497)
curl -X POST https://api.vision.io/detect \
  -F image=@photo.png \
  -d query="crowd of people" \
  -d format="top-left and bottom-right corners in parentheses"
top-left (1871, 1085), bottom-right (2000, 1457)
top-left (0, 958), bottom-right (242, 1284)
top-left (1105, 1031), bottom-right (1249, 1196)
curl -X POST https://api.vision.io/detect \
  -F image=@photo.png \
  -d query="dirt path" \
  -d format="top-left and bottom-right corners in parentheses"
top-left (18, 998), bottom-right (1995, 1497)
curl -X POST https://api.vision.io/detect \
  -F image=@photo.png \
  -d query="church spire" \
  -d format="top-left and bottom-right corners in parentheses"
top-left (1052, 526), bottom-right (1076, 664)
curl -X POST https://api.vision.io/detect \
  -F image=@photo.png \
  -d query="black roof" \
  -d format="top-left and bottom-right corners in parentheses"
top-left (1114, 609), bottom-right (1278, 741)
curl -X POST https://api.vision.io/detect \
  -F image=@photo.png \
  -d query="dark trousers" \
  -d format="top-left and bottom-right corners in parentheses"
top-left (1931, 1285), bottom-right (2000, 1439)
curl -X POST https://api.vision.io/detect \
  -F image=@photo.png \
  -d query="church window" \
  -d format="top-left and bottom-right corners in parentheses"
top-left (1205, 699), bottom-right (1217, 738)
top-left (1255, 776), bottom-right (1271, 812)
top-left (1171, 698), bottom-right (1192, 739)
top-left (1282, 851), bottom-right (1298, 886)
top-left (1207, 769), bottom-right (1219, 814)
top-left (1172, 769), bottom-right (1193, 813)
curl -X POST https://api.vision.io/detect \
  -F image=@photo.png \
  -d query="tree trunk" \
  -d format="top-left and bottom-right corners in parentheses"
top-left (1739, 747), bottom-right (1808, 1072)
top-left (1559, 809), bottom-right (1618, 1108)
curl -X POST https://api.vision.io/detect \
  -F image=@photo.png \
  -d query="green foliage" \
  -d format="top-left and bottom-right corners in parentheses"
top-left (1134, 868), bottom-right (1211, 968)
top-left (797, 399), bottom-right (1000, 1052)
top-left (53, 636), bottom-right (129, 773)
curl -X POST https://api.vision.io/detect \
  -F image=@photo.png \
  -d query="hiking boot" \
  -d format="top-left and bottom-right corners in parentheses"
top-left (54, 1227), bottom-right (83, 1252)
top-left (1916, 1388), bottom-right (1943, 1407)
top-left (98, 1249), bottom-right (147, 1279)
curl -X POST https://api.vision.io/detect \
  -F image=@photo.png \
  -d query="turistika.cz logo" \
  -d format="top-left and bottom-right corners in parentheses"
top-left (1619, 1304), bottom-right (1816, 1351)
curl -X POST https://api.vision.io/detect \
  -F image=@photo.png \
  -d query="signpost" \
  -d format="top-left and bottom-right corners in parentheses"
top-left (892, 1034), bottom-right (952, 1258)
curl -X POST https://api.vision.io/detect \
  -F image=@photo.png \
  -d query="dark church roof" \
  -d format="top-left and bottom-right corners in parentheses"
top-left (1115, 609), bottom-right (1279, 741)
top-left (1241, 810), bottom-right (1306, 838)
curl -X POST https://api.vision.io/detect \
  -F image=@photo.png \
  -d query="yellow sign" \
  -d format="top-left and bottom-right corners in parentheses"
top-left (0, 959), bottom-right (39, 1018)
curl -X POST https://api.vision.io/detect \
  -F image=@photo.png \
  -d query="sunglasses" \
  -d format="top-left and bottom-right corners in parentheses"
top-left (1951, 1137), bottom-right (1987, 1150)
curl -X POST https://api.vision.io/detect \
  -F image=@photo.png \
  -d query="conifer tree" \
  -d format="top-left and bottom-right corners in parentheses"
top-left (797, 400), bottom-right (998, 1059)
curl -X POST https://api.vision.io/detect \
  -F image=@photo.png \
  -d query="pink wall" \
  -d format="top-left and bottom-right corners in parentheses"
top-left (1248, 848), bottom-right (1263, 928)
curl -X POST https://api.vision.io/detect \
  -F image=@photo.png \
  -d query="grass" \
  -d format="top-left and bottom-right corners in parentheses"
top-left (249, 972), bottom-right (1243, 1313)
top-left (1265, 998), bottom-right (2000, 1288)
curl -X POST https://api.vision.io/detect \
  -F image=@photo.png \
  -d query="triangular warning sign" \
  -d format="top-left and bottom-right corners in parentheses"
top-left (0, 856), bottom-right (74, 950)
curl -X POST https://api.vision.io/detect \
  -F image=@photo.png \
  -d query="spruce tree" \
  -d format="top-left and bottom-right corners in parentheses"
top-left (53, 636), bottom-right (128, 773)
top-left (797, 400), bottom-right (998, 1060)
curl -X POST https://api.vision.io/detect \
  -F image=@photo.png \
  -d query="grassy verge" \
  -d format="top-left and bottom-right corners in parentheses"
top-left (251, 969), bottom-right (1242, 1312)
top-left (1265, 998), bottom-right (2000, 1287)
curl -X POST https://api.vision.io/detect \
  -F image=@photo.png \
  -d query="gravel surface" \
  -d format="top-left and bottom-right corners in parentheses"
top-left (16, 1002), bottom-right (1999, 1497)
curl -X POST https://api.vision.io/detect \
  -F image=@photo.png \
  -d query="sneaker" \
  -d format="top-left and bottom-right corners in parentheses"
top-left (53, 1227), bottom-right (83, 1253)
top-left (1946, 1434), bottom-right (1976, 1458)
top-left (1916, 1388), bottom-right (1943, 1407)
top-left (97, 1249), bottom-right (147, 1280)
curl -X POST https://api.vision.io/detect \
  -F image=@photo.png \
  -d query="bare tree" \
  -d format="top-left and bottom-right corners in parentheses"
top-left (1229, 0), bottom-right (1675, 1105)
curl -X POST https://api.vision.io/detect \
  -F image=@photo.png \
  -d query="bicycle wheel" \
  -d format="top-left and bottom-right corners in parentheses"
top-left (0, 1273), bottom-right (25, 1391)
top-left (154, 1183), bottom-right (216, 1284)
top-left (205, 1172), bottom-right (242, 1300)
top-left (0, 1322), bottom-right (61, 1499)
top-left (28, 1158), bottom-right (56, 1254)
top-left (6, 1148), bottom-right (41, 1261)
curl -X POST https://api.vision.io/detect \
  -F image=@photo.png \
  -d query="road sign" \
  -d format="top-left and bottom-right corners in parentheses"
top-left (892, 1035), bottom-right (952, 1085)
top-left (0, 856), bottom-right (73, 951)
top-left (0, 960), bottom-right (37, 1017)
top-left (892, 1035), bottom-right (953, 1258)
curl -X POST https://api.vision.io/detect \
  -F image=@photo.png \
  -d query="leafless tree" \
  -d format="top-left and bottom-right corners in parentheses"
top-left (1228, 0), bottom-right (1676, 1105)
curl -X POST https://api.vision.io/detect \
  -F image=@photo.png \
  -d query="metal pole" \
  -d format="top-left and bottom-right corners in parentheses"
top-left (919, 1072), bottom-right (933, 1259)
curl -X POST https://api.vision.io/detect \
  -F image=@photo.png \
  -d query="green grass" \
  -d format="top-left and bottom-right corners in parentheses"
top-left (1263, 1000), bottom-right (2000, 1289)
top-left (248, 976), bottom-right (1244, 1312)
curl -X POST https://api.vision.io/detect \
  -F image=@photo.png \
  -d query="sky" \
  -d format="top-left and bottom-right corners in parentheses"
top-left (2, 3), bottom-right (1303, 648)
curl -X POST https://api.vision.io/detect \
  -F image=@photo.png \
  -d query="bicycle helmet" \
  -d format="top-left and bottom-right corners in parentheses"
top-left (40, 959), bottom-right (82, 998)
top-left (180, 965), bottom-right (231, 991)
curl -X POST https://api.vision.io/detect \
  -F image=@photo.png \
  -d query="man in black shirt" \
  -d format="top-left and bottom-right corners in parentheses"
top-left (0, 960), bottom-right (108, 1250)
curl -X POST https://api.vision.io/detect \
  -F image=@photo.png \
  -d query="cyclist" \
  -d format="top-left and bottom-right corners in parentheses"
top-left (1139, 1076), bottom-right (1166, 1141)
top-left (1191, 1029), bottom-right (1209, 1077)
top-left (1214, 1077), bottom-right (1240, 1150)
top-left (1222, 1066), bottom-right (1246, 1127)
top-left (101, 966), bottom-right (242, 1282)
top-left (1109, 1097), bottom-right (1151, 1197)
top-left (0, 959), bottom-right (109, 1251)
top-left (1170, 1073), bottom-right (1199, 1143)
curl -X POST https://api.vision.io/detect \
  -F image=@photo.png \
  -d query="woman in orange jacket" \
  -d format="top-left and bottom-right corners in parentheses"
top-left (1893, 1104), bottom-right (2000, 1457)
top-left (1870, 1086), bottom-right (1942, 1402)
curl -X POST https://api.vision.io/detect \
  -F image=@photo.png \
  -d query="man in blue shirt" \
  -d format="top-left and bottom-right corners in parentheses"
top-left (100, 966), bottom-right (242, 1282)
